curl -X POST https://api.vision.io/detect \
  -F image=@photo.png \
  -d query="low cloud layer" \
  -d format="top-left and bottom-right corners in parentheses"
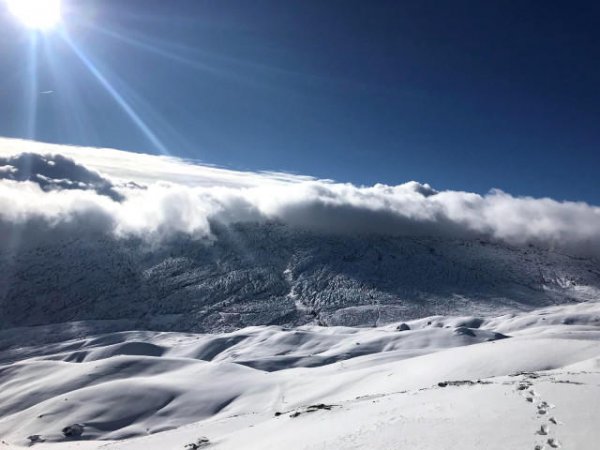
top-left (0, 153), bottom-right (123, 201)
top-left (1, 138), bottom-right (599, 258)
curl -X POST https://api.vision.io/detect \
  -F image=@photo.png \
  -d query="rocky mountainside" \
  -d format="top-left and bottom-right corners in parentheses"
top-left (1, 222), bottom-right (599, 332)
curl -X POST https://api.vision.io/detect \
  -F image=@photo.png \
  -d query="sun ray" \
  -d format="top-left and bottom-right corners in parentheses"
top-left (83, 22), bottom-right (331, 98)
top-left (60, 31), bottom-right (171, 155)
top-left (86, 23), bottom-right (221, 76)
top-left (25, 33), bottom-right (39, 141)
top-left (40, 37), bottom-right (92, 144)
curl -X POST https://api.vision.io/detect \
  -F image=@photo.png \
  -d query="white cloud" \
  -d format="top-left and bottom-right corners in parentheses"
top-left (1, 138), bottom-right (599, 257)
top-left (0, 138), bottom-right (318, 188)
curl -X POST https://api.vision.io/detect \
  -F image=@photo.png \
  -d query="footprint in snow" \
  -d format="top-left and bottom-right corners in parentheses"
top-left (516, 374), bottom-right (562, 450)
top-left (517, 381), bottom-right (533, 391)
top-left (538, 400), bottom-right (555, 416)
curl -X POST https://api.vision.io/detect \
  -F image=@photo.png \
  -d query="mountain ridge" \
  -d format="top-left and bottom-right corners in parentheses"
top-left (1, 222), bottom-right (599, 332)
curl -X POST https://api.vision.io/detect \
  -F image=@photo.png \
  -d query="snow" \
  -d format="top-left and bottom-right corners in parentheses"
top-left (1, 301), bottom-right (600, 449)
top-left (2, 223), bottom-right (600, 333)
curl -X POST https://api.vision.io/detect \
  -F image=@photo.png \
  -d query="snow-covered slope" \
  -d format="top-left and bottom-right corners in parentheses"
top-left (2, 142), bottom-right (600, 449)
top-left (1, 301), bottom-right (600, 449)
top-left (1, 222), bottom-right (599, 333)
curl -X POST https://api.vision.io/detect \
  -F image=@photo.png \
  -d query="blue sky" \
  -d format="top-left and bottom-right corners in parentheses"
top-left (1, 0), bottom-right (599, 203)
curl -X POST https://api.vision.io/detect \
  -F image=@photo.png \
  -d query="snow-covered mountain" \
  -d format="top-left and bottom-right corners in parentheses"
top-left (1, 221), bottom-right (599, 333)
top-left (1, 144), bottom-right (600, 449)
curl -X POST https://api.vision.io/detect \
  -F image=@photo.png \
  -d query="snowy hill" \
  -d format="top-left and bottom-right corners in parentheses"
top-left (1, 221), bottom-right (599, 333)
top-left (1, 301), bottom-right (600, 449)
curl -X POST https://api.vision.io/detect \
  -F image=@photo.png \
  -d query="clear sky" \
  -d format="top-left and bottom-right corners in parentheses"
top-left (0, 0), bottom-right (598, 203)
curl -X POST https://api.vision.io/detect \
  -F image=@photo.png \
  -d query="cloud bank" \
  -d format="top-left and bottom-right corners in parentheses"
top-left (1, 138), bottom-right (599, 258)
top-left (0, 152), bottom-right (124, 201)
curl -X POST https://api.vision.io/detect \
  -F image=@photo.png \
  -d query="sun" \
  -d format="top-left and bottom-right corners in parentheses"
top-left (6, 0), bottom-right (62, 30)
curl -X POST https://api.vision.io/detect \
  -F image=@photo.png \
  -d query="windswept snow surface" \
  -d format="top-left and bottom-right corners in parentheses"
top-left (2, 301), bottom-right (600, 449)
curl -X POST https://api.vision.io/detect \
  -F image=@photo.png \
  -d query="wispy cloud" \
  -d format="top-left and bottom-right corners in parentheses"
top-left (0, 138), bottom-right (318, 187)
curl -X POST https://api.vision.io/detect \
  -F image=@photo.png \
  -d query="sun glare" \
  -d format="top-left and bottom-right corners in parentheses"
top-left (6, 0), bottom-right (62, 30)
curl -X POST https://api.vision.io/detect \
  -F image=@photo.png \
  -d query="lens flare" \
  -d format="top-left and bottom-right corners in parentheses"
top-left (6, 0), bottom-right (62, 30)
